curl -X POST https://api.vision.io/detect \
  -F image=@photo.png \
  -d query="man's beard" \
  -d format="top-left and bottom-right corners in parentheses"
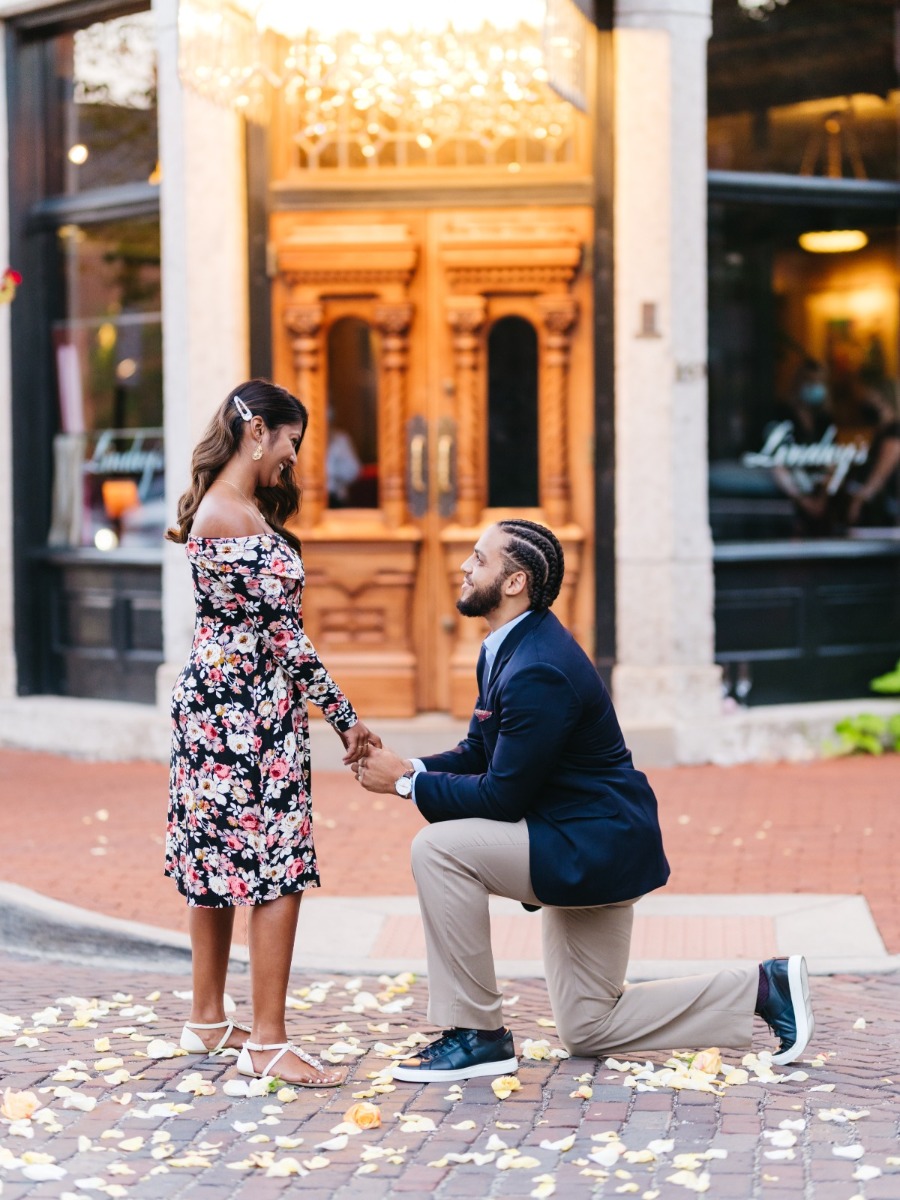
top-left (456, 573), bottom-right (507, 618)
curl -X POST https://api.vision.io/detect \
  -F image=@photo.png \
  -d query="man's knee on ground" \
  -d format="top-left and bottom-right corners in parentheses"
top-left (555, 1005), bottom-right (619, 1059)
top-left (556, 1022), bottom-right (600, 1059)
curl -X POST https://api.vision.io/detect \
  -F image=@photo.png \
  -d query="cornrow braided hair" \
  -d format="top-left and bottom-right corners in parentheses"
top-left (498, 519), bottom-right (565, 611)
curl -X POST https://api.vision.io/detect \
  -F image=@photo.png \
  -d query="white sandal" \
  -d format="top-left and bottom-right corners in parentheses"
top-left (179, 1018), bottom-right (251, 1055)
top-left (236, 1040), bottom-right (344, 1088)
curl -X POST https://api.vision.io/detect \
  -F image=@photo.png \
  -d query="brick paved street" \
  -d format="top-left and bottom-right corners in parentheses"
top-left (2, 748), bottom-right (899, 1197)
top-left (1, 954), bottom-right (898, 1199)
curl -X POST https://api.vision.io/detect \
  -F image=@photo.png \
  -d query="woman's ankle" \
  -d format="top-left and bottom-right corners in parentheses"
top-left (249, 1027), bottom-right (288, 1046)
top-left (187, 1010), bottom-right (228, 1027)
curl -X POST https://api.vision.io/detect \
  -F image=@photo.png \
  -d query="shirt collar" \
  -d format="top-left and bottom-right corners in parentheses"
top-left (483, 609), bottom-right (531, 661)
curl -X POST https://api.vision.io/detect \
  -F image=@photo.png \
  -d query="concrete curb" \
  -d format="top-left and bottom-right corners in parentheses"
top-left (0, 882), bottom-right (245, 975)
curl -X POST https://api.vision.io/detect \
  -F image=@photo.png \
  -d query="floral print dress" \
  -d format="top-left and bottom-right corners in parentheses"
top-left (165, 533), bottom-right (357, 907)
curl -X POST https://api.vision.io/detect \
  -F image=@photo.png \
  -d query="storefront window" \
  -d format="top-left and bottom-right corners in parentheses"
top-left (709, 205), bottom-right (900, 542)
top-left (9, 2), bottom-right (162, 701)
top-left (708, 0), bottom-right (900, 544)
top-left (48, 215), bottom-right (162, 551)
top-left (47, 10), bottom-right (158, 196)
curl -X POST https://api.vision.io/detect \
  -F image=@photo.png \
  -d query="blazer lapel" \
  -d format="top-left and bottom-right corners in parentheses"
top-left (486, 610), bottom-right (545, 697)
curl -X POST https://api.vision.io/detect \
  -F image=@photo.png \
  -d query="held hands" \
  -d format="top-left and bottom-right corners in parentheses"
top-left (338, 720), bottom-right (382, 766)
top-left (352, 746), bottom-right (413, 794)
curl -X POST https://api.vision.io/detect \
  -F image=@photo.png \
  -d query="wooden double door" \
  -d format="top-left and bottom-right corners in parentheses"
top-left (271, 206), bottom-right (595, 718)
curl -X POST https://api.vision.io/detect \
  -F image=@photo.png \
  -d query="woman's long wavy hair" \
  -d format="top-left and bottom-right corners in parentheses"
top-left (166, 380), bottom-right (308, 551)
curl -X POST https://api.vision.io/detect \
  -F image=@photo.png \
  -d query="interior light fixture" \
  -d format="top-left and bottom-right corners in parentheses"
top-left (798, 229), bottom-right (869, 254)
top-left (67, 143), bottom-right (89, 165)
top-left (177, 0), bottom-right (589, 159)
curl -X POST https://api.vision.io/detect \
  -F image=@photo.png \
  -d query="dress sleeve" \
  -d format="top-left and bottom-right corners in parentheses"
top-left (205, 538), bottom-right (358, 733)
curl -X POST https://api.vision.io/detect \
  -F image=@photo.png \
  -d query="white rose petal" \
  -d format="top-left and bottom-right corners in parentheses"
top-left (764, 1130), bottom-right (797, 1148)
top-left (540, 1134), bottom-right (576, 1152)
top-left (853, 1165), bottom-right (882, 1181)
top-left (590, 1145), bottom-right (624, 1168)
top-left (21, 1164), bottom-right (68, 1181)
top-left (832, 1145), bottom-right (865, 1160)
top-left (314, 1135), bottom-right (348, 1151)
top-left (145, 1039), bottom-right (181, 1059)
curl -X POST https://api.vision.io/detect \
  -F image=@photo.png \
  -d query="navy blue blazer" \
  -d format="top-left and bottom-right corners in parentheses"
top-left (415, 609), bottom-right (670, 907)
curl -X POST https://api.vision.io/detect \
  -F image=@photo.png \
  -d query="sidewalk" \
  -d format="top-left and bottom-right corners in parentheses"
top-left (0, 749), bottom-right (897, 962)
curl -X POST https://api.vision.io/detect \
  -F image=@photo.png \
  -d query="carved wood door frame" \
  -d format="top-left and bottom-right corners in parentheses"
top-left (271, 208), bottom-right (594, 718)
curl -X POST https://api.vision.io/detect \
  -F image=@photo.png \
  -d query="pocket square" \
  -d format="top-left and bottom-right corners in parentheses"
top-left (474, 708), bottom-right (493, 722)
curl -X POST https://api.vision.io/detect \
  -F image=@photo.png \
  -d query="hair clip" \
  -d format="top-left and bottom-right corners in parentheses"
top-left (232, 393), bottom-right (252, 421)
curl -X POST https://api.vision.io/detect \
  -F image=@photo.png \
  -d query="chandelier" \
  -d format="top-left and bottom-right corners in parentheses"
top-left (737, 0), bottom-right (790, 18)
top-left (178, 0), bottom-right (588, 169)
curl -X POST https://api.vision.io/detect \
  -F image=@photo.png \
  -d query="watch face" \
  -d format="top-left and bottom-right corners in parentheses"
top-left (395, 775), bottom-right (413, 797)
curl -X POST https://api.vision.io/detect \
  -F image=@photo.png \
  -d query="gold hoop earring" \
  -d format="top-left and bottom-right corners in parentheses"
top-left (252, 442), bottom-right (264, 461)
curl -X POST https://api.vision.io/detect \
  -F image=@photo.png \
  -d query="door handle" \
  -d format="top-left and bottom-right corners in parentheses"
top-left (437, 433), bottom-right (452, 494)
top-left (437, 417), bottom-right (457, 519)
top-left (410, 435), bottom-right (426, 493)
top-left (406, 416), bottom-right (429, 518)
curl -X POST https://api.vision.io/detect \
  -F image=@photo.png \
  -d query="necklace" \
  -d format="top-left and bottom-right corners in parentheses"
top-left (220, 479), bottom-right (255, 504)
top-left (218, 478), bottom-right (271, 532)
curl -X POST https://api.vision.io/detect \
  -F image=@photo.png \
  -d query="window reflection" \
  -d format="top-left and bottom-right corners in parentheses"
top-left (326, 317), bottom-right (379, 508)
top-left (50, 10), bottom-right (158, 196)
top-left (709, 93), bottom-right (900, 180)
top-left (709, 2), bottom-right (898, 181)
top-left (488, 316), bottom-right (539, 508)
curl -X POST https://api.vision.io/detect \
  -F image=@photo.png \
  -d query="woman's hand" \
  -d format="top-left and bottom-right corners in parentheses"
top-left (338, 720), bottom-right (382, 766)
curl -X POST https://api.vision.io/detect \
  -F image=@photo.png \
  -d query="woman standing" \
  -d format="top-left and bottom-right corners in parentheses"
top-left (165, 380), bottom-right (377, 1086)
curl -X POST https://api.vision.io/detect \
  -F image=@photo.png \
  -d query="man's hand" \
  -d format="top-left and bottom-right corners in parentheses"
top-left (353, 747), bottom-right (413, 794)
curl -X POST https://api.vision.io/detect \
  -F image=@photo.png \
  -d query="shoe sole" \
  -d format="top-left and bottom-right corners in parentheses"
top-left (392, 1056), bottom-right (519, 1083)
top-left (771, 955), bottom-right (815, 1065)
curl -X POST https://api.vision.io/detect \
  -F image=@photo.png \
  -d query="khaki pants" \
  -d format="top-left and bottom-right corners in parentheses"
top-left (411, 818), bottom-right (757, 1057)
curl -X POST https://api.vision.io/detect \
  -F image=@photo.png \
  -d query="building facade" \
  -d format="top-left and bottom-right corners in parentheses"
top-left (0, 0), bottom-right (897, 765)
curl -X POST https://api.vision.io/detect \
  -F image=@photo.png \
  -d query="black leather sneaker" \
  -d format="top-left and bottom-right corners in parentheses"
top-left (757, 955), bottom-right (815, 1065)
top-left (392, 1027), bottom-right (518, 1083)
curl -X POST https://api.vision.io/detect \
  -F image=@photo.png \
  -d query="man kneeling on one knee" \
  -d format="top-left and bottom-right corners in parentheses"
top-left (354, 519), bottom-right (814, 1083)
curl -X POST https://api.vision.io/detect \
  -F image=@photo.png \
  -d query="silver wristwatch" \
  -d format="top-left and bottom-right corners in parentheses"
top-left (394, 771), bottom-right (414, 797)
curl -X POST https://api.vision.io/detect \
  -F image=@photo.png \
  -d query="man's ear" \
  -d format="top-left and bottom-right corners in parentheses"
top-left (504, 570), bottom-right (528, 597)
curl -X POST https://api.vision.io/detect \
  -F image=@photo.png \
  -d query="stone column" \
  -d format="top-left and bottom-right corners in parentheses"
top-left (611, 0), bottom-right (721, 761)
top-left (537, 294), bottom-right (578, 527)
top-left (446, 296), bottom-right (487, 527)
top-left (285, 303), bottom-right (326, 528)
top-left (374, 302), bottom-right (414, 529)
top-left (156, 0), bottom-right (250, 705)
